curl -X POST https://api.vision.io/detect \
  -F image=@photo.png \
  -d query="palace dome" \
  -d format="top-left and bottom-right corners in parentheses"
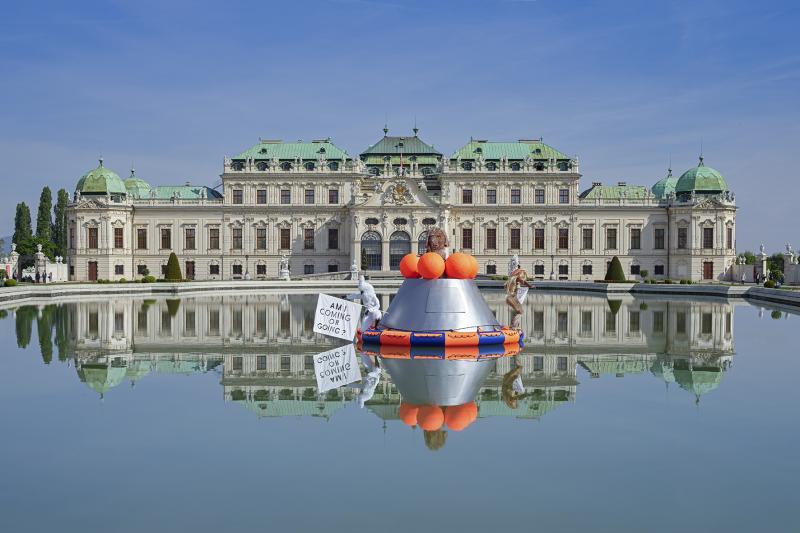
top-left (651, 168), bottom-right (677, 199)
top-left (124, 169), bottom-right (151, 198)
top-left (675, 157), bottom-right (728, 195)
top-left (76, 159), bottom-right (127, 195)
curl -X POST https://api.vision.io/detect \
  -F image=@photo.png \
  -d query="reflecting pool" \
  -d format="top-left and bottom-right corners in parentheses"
top-left (0, 291), bottom-right (798, 532)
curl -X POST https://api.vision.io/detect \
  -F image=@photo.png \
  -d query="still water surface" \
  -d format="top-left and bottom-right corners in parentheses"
top-left (0, 291), bottom-right (798, 532)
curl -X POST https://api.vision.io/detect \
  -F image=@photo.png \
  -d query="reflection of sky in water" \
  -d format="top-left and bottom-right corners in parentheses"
top-left (0, 292), bottom-right (798, 532)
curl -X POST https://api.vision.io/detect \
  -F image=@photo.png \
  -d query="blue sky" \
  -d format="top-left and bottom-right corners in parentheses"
top-left (1, 0), bottom-right (797, 250)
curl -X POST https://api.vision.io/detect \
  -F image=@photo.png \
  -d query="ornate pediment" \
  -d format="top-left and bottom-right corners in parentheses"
top-left (73, 198), bottom-right (108, 210)
top-left (358, 178), bottom-right (438, 208)
top-left (382, 181), bottom-right (414, 205)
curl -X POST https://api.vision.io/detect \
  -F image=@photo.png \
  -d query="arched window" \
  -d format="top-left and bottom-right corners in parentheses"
top-left (510, 162), bottom-right (521, 171)
top-left (361, 231), bottom-right (382, 271)
top-left (304, 161), bottom-right (316, 171)
top-left (486, 162), bottom-right (497, 171)
top-left (534, 162), bottom-right (545, 171)
top-left (418, 231), bottom-right (428, 254)
top-left (232, 162), bottom-right (244, 171)
top-left (389, 231), bottom-right (411, 270)
top-left (280, 162), bottom-right (292, 171)
top-left (256, 162), bottom-right (268, 171)
top-left (327, 161), bottom-right (339, 171)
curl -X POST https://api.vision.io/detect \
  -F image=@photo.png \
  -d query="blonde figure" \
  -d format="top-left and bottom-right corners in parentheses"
top-left (505, 267), bottom-right (532, 316)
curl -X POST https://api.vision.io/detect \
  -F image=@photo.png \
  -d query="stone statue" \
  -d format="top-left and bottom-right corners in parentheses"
top-left (347, 276), bottom-right (382, 331)
top-left (279, 254), bottom-right (290, 281)
top-left (785, 242), bottom-right (793, 254)
top-left (760, 243), bottom-right (766, 255)
top-left (508, 254), bottom-right (520, 275)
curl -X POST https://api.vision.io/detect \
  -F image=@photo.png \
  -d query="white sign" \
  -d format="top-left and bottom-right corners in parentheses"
top-left (313, 344), bottom-right (362, 393)
top-left (313, 294), bottom-right (362, 341)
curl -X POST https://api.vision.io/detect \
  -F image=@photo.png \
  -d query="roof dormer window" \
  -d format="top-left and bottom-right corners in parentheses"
top-left (259, 148), bottom-right (268, 154)
top-left (304, 161), bottom-right (316, 171)
top-left (486, 162), bottom-right (497, 171)
top-left (462, 161), bottom-right (473, 171)
top-left (510, 162), bottom-right (521, 171)
top-left (475, 147), bottom-right (483, 154)
top-left (534, 148), bottom-right (542, 155)
top-left (280, 162), bottom-right (292, 171)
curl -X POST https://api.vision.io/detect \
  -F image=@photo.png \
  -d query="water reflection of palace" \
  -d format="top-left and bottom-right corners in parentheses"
top-left (10, 292), bottom-right (737, 414)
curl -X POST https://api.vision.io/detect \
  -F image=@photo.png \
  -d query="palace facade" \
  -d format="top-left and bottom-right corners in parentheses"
top-left (66, 130), bottom-right (737, 281)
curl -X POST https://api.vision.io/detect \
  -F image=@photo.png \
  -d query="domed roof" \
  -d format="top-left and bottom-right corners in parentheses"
top-left (123, 168), bottom-right (151, 198)
top-left (77, 362), bottom-right (127, 395)
top-left (76, 158), bottom-right (127, 195)
top-left (651, 168), bottom-right (678, 199)
top-left (675, 157), bottom-right (728, 195)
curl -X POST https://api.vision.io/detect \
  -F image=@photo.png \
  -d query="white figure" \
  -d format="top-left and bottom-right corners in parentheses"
top-left (508, 254), bottom-right (520, 275)
top-left (347, 276), bottom-right (382, 331)
top-left (356, 354), bottom-right (381, 408)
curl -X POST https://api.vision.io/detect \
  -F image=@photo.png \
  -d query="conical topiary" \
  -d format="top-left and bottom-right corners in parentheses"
top-left (604, 255), bottom-right (626, 282)
top-left (164, 252), bottom-right (182, 281)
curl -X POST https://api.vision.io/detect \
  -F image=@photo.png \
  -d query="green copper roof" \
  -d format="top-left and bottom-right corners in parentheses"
top-left (124, 170), bottom-right (151, 198)
top-left (77, 362), bottom-right (127, 394)
top-left (362, 155), bottom-right (440, 166)
top-left (579, 183), bottom-right (650, 200)
top-left (233, 139), bottom-right (351, 161)
top-left (451, 139), bottom-right (569, 161)
top-left (674, 367), bottom-right (723, 397)
top-left (76, 159), bottom-right (127, 195)
top-left (675, 157), bottom-right (728, 194)
top-left (651, 169), bottom-right (678, 199)
top-left (361, 134), bottom-right (441, 157)
top-left (147, 185), bottom-right (222, 200)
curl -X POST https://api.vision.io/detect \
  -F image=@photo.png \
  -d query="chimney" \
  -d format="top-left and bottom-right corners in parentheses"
top-left (592, 181), bottom-right (602, 187)
top-left (617, 181), bottom-right (627, 187)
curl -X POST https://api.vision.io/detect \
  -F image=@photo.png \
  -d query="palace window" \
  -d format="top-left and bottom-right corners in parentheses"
top-left (328, 188), bottom-right (339, 204)
top-left (184, 228), bottom-right (196, 250)
top-left (393, 217), bottom-right (408, 226)
top-left (256, 228), bottom-right (267, 250)
top-left (328, 264), bottom-right (338, 273)
top-left (461, 161), bottom-right (473, 171)
top-left (88, 227), bottom-right (98, 249)
top-left (558, 228), bottom-right (569, 249)
top-left (256, 264), bottom-right (267, 276)
top-left (703, 227), bottom-right (714, 249)
top-left (486, 264), bottom-right (497, 275)
top-left (365, 217), bottom-right (379, 226)
top-left (280, 162), bottom-right (292, 171)
top-left (653, 311), bottom-right (665, 333)
top-left (232, 227), bottom-right (242, 250)
top-left (280, 228), bottom-right (291, 250)
top-left (510, 162), bottom-right (521, 171)
top-left (305, 189), bottom-right (315, 204)
top-left (486, 228), bottom-right (497, 250)
top-left (486, 162), bottom-right (497, 171)
top-left (534, 264), bottom-right (545, 276)
top-left (582, 264), bottom-right (593, 275)
top-left (654, 228), bottom-right (665, 250)
top-left (630, 264), bottom-right (641, 275)
top-left (232, 264), bottom-right (243, 276)
top-left (678, 227), bottom-right (688, 249)
top-left (726, 227), bottom-right (733, 249)
top-left (257, 189), bottom-right (267, 204)
top-left (114, 227), bottom-right (123, 249)
top-left (486, 189), bottom-right (497, 204)
top-left (510, 228), bottom-right (521, 249)
top-left (160, 228), bottom-right (171, 249)
top-left (328, 161), bottom-right (339, 171)
top-left (70, 227), bottom-right (75, 249)
top-left (304, 228), bottom-right (314, 250)
top-left (256, 162), bottom-right (268, 171)
top-left (208, 228), bottom-right (220, 250)
top-left (535, 189), bottom-right (545, 204)
top-left (304, 161), bottom-right (315, 171)
top-left (232, 189), bottom-right (243, 204)
top-left (209, 264), bottom-right (220, 275)
top-left (534, 228), bottom-right (545, 250)
top-left (280, 189), bottom-right (291, 204)
top-left (137, 264), bottom-right (147, 275)
top-left (462, 189), bottom-right (473, 204)
top-left (462, 228), bottom-right (473, 249)
top-left (137, 228), bottom-right (147, 249)
top-left (304, 264), bottom-right (314, 275)
top-left (328, 228), bottom-right (339, 250)
top-left (630, 228), bottom-right (641, 250)
top-left (629, 311), bottom-right (641, 333)
top-left (606, 228), bottom-right (617, 250)
top-left (533, 355), bottom-right (544, 370)
top-left (511, 188), bottom-right (521, 204)
top-left (115, 265), bottom-right (124, 275)
top-left (654, 264), bottom-right (665, 276)
top-left (582, 228), bottom-right (593, 250)
top-left (559, 189), bottom-right (570, 204)
top-left (558, 264), bottom-right (569, 275)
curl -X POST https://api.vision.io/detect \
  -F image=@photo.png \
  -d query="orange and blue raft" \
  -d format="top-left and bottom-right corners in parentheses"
top-left (358, 326), bottom-right (523, 347)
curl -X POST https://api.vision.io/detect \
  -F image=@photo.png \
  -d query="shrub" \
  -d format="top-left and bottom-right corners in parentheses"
top-left (664, 278), bottom-right (673, 284)
top-left (771, 310), bottom-right (782, 320)
top-left (141, 275), bottom-right (156, 283)
top-left (118, 277), bottom-right (127, 283)
top-left (639, 269), bottom-right (649, 279)
top-left (680, 279), bottom-right (688, 284)
top-left (764, 280), bottom-right (776, 288)
top-left (4, 279), bottom-right (18, 287)
top-left (164, 252), bottom-right (182, 281)
top-left (604, 256), bottom-right (626, 282)
top-left (639, 302), bottom-right (648, 310)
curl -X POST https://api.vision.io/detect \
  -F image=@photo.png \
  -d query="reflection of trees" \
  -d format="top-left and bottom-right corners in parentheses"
top-left (15, 306), bottom-right (36, 349)
top-left (36, 305), bottom-right (55, 364)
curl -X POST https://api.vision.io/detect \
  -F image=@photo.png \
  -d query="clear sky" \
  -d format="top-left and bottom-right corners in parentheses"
top-left (1, 0), bottom-right (797, 251)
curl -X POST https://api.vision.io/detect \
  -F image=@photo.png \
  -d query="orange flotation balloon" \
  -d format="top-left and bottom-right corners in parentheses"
top-left (417, 405), bottom-right (444, 431)
top-left (399, 401), bottom-right (419, 426)
top-left (417, 252), bottom-right (445, 279)
top-left (444, 402), bottom-right (478, 431)
top-left (445, 252), bottom-right (479, 279)
top-left (399, 253), bottom-right (420, 278)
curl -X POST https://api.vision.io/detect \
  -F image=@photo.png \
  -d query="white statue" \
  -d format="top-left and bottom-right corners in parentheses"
top-left (508, 254), bottom-right (520, 275)
top-left (356, 354), bottom-right (381, 409)
top-left (347, 276), bottom-right (382, 331)
top-left (759, 243), bottom-right (766, 255)
top-left (279, 254), bottom-right (290, 281)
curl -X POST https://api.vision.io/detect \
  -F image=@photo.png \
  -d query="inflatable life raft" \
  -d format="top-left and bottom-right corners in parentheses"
top-left (358, 326), bottom-right (523, 347)
top-left (359, 342), bottom-right (522, 360)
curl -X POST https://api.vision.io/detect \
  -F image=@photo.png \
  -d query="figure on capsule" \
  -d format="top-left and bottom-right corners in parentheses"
top-left (505, 259), bottom-right (532, 326)
top-left (425, 227), bottom-right (449, 260)
top-left (348, 276), bottom-right (382, 331)
top-left (356, 353), bottom-right (382, 408)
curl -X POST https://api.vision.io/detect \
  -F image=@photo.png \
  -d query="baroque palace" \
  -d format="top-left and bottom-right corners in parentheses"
top-left (66, 129), bottom-right (737, 281)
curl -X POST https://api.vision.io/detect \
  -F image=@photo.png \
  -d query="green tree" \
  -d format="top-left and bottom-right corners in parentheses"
top-left (164, 252), bottom-right (182, 280)
top-left (13, 202), bottom-right (34, 256)
top-left (53, 188), bottom-right (69, 256)
top-left (604, 256), bottom-right (626, 282)
top-left (35, 186), bottom-right (53, 243)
